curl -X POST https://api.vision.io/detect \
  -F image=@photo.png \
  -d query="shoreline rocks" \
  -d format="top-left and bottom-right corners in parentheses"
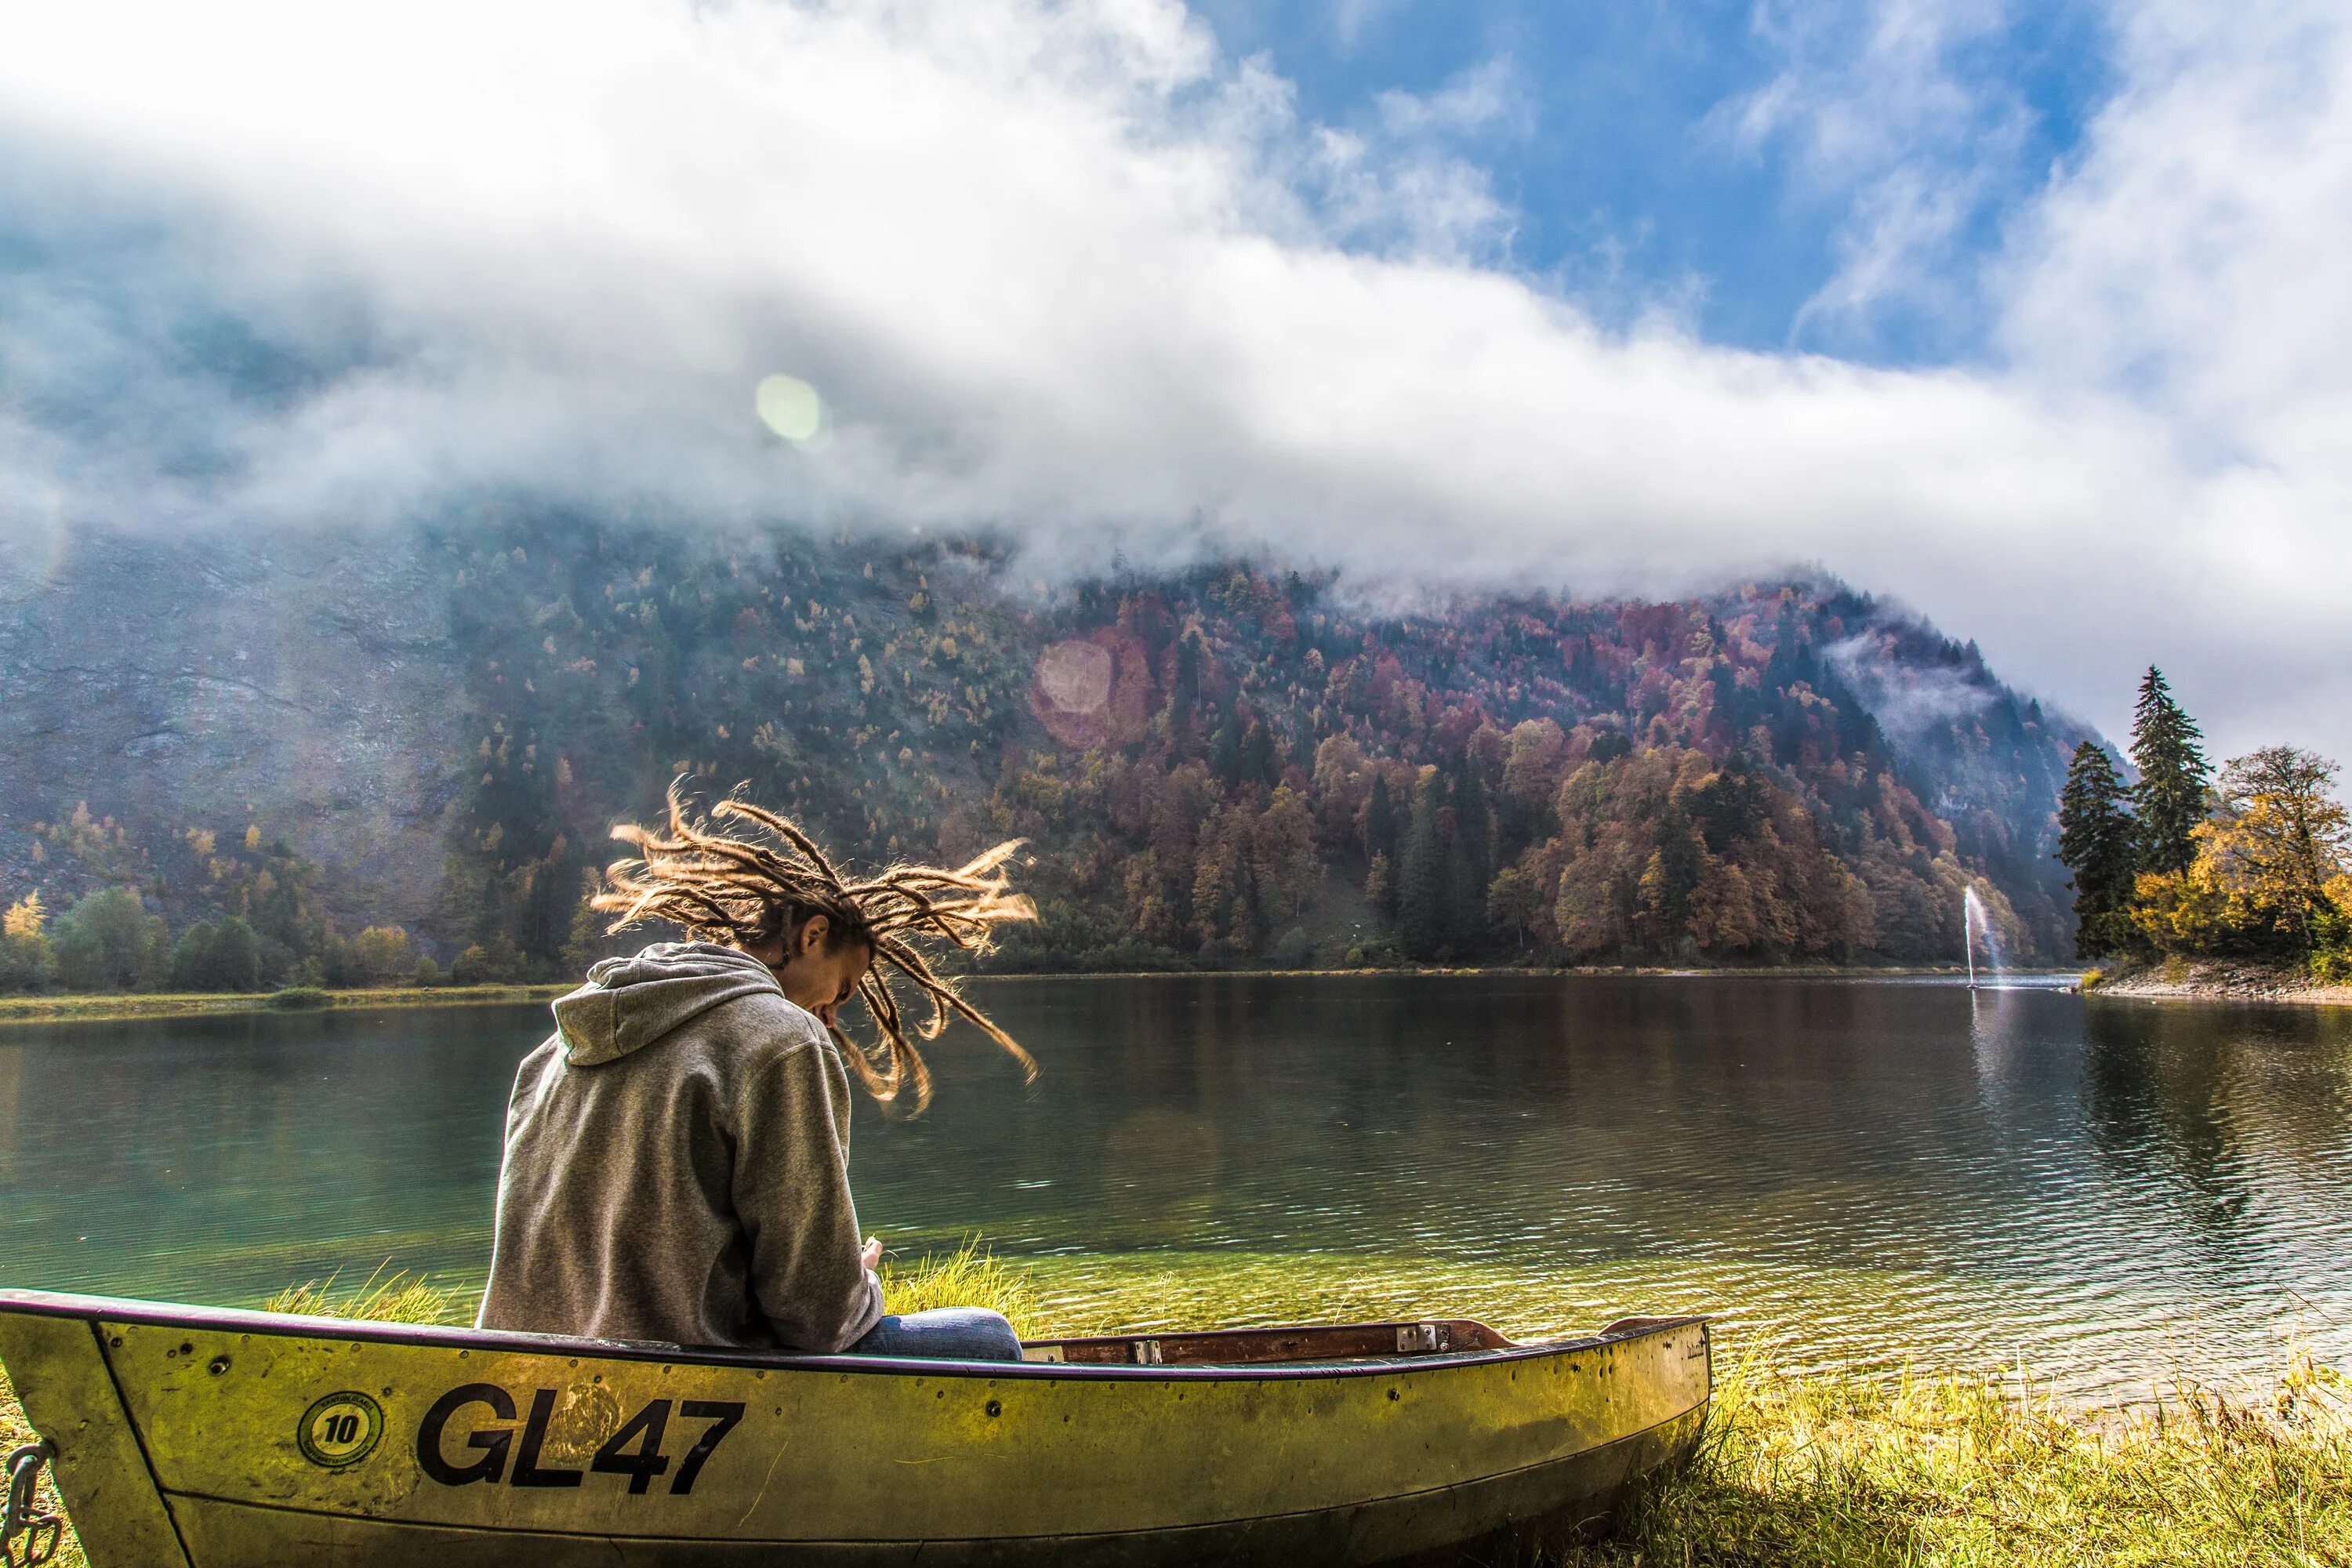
top-left (2086, 958), bottom-right (2352, 1006)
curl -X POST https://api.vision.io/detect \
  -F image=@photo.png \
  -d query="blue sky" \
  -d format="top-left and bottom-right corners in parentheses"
top-left (1198, 0), bottom-right (2113, 362)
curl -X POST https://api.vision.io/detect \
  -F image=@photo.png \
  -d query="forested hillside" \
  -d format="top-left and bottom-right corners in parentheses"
top-left (0, 518), bottom-right (2091, 989)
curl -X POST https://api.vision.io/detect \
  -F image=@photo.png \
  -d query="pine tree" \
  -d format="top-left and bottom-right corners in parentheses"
top-left (1397, 771), bottom-right (1446, 960)
top-left (1241, 707), bottom-right (1279, 786)
top-left (1364, 772), bottom-right (1397, 863)
top-left (1168, 631), bottom-right (1203, 751)
top-left (2129, 667), bottom-right (2212, 876)
top-left (2056, 741), bottom-right (2137, 956)
top-left (1363, 771), bottom-right (1399, 916)
top-left (1210, 696), bottom-right (1244, 783)
top-left (1449, 762), bottom-right (1493, 948)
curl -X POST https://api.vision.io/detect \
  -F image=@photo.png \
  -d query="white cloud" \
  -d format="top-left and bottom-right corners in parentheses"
top-left (1374, 56), bottom-right (1530, 141)
top-left (0, 0), bottom-right (2349, 764)
top-left (1717, 0), bottom-right (2034, 349)
top-left (1994, 0), bottom-right (2352, 756)
top-left (1330, 0), bottom-right (1407, 53)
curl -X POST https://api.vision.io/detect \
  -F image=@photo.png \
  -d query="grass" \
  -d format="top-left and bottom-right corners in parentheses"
top-left (1562, 1348), bottom-right (2352, 1567)
top-left (259, 1265), bottom-right (474, 1325)
top-left (0, 982), bottom-right (569, 1026)
top-left (0, 968), bottom-right (2081, 1029)
top-left (4, 1254), bottom-right (2347, 1566)
top-left (879, 1236), bottom-right (1046, 1337)
top-left (0, 1367), bottom-right (85, 1568)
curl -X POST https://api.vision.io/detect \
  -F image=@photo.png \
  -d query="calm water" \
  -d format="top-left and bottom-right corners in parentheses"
top-left (4, 975), bottom-right (2349, 1398)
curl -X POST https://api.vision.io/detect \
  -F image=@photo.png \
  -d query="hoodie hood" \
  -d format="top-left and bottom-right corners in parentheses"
top-left (550, 942), bottom-right (786, 1066)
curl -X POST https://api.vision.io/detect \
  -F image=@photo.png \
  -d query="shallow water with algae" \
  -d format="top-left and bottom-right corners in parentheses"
top-left (4, 973), bottom-right (2349, 1398)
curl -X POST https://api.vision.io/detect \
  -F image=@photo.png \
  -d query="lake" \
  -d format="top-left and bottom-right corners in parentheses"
top-left (3, 973), bottom-right (2348, 1399)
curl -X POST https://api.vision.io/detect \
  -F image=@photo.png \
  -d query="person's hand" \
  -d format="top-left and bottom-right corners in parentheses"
top-left (860, 1236), bottom-right (883, 1272)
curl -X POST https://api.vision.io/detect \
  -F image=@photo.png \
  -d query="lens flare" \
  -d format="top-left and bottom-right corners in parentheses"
top-left (1036, 640), bottom-right (1112, 716)
top-left (1029, 633), bottom-right (1152, 750)
top-left (754, 374), bottom-right (824, 443)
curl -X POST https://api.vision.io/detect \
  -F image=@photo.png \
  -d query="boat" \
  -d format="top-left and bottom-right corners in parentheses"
top-left (0, 1288), bottom-right (1709, 1566)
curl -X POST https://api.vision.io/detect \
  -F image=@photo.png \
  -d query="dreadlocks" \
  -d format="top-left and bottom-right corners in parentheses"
top-left (594, 787), bottom-right (1036, 1111)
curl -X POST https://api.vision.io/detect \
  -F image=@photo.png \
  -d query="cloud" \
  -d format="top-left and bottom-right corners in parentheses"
top-left (1826, 632), bottom-right (1996, 746)
top-left (1330, 0), bottom-right (1407, 53)
top-left (1310, 57), bottom-right (1527, 260)
top-left (1373, 56), bottom-right (1530, 142)
top-left (2, 0), bottom-right (2350, 767)
top-left (1994, 0), bottom-right (2352, 755)
top-left (1715, 0), bottom-right (2034, 350)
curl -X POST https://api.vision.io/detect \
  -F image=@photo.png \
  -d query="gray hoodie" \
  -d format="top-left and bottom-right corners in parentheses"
top-left (475, 942), bottom-right (885, 1352)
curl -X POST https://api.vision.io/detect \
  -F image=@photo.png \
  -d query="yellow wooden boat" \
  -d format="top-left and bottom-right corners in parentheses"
top-left (0, 1289), bottom-right (1708, 1566)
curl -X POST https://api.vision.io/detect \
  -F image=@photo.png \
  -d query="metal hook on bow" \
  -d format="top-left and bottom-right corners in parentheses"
top-left (1, 1441), bottom-right (61, 1568)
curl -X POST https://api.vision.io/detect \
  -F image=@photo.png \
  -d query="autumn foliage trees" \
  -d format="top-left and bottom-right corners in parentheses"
top-left (0, 802), bottom-right (443, 995)
top-left (2057, 667), bottom-right (2352, 978)
top-left (927, 561), bottom-right (2058, 970)
top-left (6, 523), bottom-right (2090, 982)
top-left (408, 528), bottom-right (2087, 974)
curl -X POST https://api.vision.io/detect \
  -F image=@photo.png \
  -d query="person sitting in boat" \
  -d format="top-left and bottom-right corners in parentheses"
top-left (477, 788), bottom-right (1039, 1361)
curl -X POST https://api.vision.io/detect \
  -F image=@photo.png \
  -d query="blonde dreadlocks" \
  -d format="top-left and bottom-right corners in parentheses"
top-left (593, 787), bottom-right (1036, 1111)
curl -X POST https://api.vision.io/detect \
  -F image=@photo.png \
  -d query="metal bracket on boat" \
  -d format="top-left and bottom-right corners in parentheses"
top-left (1131, 1340), bottom-right (1164, 1366)
top-left (1396, 1323), bottom-right (1453, 1356)
top-left (1, 1440), bottom-right (61, 1568)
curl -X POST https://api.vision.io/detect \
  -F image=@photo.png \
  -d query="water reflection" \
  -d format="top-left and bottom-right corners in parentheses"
top-left (2, 977), bottom-right (2347, 1396)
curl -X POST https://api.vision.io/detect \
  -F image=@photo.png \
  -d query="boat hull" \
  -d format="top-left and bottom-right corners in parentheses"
top-left (0, 1290), bottom-right (1709, 1566)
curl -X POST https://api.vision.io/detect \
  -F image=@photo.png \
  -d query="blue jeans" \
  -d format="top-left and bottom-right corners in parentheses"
top-left (846, 1307), bottom-right (1024, 1362)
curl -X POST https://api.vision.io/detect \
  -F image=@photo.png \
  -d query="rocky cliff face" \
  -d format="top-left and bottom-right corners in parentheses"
top-left (0, 526), bottom-right (469, 928)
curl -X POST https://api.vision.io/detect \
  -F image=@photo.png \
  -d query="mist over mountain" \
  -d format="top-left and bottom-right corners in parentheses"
top-left (0, 517), bottom-right (2090, 978)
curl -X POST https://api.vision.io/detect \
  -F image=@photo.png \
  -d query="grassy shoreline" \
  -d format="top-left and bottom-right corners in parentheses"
top-left (0, 982), bottom-right (571, 1027)
top-left (1563, 1349), bottom-right (2350, 1566)
top-left (0, 964), bottom-right (2077, 1027)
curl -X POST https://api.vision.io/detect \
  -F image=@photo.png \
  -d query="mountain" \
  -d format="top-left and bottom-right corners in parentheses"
top-left (0, 517), bottom-right (2094, 982)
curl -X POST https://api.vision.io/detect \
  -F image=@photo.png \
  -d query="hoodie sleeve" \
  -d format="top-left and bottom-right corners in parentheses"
top-left (730, 1018), bottom-right (886, 1353)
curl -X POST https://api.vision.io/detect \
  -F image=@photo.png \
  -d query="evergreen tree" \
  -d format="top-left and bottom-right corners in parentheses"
top-left (2056, 741), bottom-right (2137, 956)
top-left (2129, 667), bottom-right (2212, 876)
top-left (1168, 630), bottom-right (1203, 750)
top-left (1363, 771), bottom-right (1399, 916)
top-left (1241, 710), bottom-right (1279, 786)
top-left (1397, 771), bottom-right (1446, 960)
top-left (1449, 762), bottom-right (1493, 947)
top-left (1210, 695), bottom-right (1244, 783)
top-left (561, 868), bottom-right (622, 975)
top-left (1364, 772), bottom-right (1397, 863)
top-left (1635, 801), bottom-right (1704, 953)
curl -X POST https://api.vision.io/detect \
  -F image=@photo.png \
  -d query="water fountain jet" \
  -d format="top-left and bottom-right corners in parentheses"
top-left (1962, 886), bottom-right (2005, 989)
